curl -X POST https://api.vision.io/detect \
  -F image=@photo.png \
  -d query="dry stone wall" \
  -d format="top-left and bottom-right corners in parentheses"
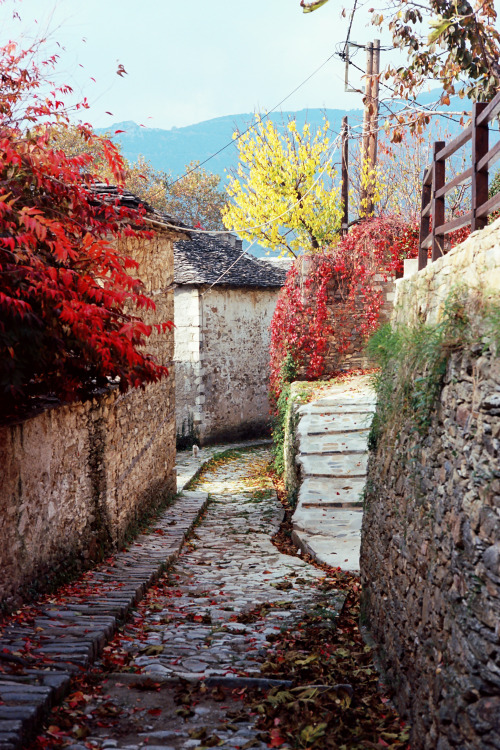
top-left (361, 220), bottom-right (500, 750)
top-left (0, 231), bottom-right (178, 607)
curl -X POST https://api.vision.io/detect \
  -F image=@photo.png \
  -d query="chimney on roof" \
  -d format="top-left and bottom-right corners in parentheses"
top-left (209, 231), bottom-right (242, 251)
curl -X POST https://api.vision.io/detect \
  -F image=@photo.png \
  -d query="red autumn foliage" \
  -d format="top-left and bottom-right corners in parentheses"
top-left (269, 215), bottom-right (420, 402)
top-left (0, 38), bottom-right (172, 418)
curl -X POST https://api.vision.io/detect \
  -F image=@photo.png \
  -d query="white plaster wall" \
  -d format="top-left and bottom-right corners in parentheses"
top-left (173, 286), bottom-right (203, 441)
top-left (199, 286), bottom-right (280, 444)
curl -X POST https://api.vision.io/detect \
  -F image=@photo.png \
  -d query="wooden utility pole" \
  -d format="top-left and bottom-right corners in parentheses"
top-left (368, 39), bottom-right (380, 179)
top-left (360, 40), bottom-right (380, 216)
top-left (361, 41), bottom-right (373, 182)
top-left (341, 115), bottom-right (349, 234)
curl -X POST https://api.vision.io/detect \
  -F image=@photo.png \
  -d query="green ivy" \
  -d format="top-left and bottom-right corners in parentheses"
top-left (367, 287), bottom-right (499, 449)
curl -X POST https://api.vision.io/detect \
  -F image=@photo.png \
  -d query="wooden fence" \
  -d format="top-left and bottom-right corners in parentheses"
top-left (419, 94), bottom-right (500, 270)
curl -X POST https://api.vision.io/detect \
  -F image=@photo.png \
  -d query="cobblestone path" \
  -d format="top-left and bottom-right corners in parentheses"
top-left (36, 447), bottom-right (345, 750)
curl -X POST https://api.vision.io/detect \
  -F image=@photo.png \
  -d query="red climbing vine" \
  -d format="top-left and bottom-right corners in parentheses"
top-left (269, 215), bottom-right (420, 402)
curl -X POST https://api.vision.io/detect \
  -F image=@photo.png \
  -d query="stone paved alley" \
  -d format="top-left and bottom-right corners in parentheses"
top-left (0, 448), bottom-right (347, 750)
top-left (0, 444), bottom-right (411, 750)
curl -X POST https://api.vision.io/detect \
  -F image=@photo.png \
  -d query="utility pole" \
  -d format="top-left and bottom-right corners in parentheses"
top-left (360, 40), bottom-right (380, 216)
top-left (368, 39), bottom-right (380, 181)
top-left (341, 116), bottom-right (349, 234)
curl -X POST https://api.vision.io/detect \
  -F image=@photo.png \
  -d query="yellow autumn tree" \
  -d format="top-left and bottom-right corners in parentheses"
top-left (222, 117), bottom-right (343, 257)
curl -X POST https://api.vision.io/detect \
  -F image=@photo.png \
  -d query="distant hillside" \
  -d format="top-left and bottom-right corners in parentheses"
top-left (97, 94), bottom-right (468, 183)
top-left (97, 109), bottom-right (365, 182)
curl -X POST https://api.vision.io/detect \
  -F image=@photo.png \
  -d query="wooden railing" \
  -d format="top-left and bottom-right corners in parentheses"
top-left (419, 93), bottom-right (500, 270)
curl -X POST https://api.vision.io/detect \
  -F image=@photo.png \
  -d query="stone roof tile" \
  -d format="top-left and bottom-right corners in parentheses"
top-left (174, 233), bottom-right (288, 288)
top-left (90, 183), bottom-right (190, 233)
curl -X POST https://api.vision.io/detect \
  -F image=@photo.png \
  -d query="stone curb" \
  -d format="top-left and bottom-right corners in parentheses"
top-left (0, 490), bottom-right (209, 750)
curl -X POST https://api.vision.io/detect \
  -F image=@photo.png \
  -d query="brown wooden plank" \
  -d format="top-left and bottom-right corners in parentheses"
top-left (422, 200), bottom-right (432, 218)
top-left (435, 126), bottom-right (472, 161)
top-left (476, 90), bottom-right (500, 126)
top-left (472, 102), bottom-right (489, 232)
top-left (432, 141), bottom-right (446, 261)
top-left (477, 139), bottom-right (500, 172)
top-left (435, 211), bottom-right (472, 235)
top-left (435, 167), bottom-right (473, 199)
top-left (419, 180), bottom-right (431, 270)
top-left (421, 232), bottom-right (432, 250)
top-left (423, 165), bottom-right (433, 186)
top-left (476, 191), bottom-right (500, 218)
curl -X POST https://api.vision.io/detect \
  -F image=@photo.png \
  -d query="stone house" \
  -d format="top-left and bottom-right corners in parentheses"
top-left (173, 233), bottom-right (287, 446)
top-left (0, 187), bottom-right (189, 607)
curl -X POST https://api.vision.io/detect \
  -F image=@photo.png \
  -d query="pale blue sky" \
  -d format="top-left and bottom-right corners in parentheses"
top-left (2, 0), bottom-right (404, 130)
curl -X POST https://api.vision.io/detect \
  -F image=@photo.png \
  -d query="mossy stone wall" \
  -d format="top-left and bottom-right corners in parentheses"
top-left (361, 221), bottom-right (500, 750)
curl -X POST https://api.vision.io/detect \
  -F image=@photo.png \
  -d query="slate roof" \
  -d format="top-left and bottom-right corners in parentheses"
top-left (90, 184), bottom-right (190, 234)
top-left (174, 233), bottom-right (288, 289)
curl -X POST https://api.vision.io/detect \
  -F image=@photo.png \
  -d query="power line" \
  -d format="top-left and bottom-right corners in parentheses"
top-left (344, 55), bottom-right (467, 126)
top-left (167, 51), bottom-right (337, 188)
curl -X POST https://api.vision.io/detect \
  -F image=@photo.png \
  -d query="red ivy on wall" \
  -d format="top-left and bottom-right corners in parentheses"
top-left (269, 215), bottom-right (420, 402)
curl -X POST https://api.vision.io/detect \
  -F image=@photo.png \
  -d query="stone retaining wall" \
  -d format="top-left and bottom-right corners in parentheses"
top-left (361, 219), bottom-right (500, 749)
top-left (0, 230), bottom-right (180, 607)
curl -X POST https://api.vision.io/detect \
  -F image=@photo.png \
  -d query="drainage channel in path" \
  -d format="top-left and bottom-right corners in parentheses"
top-left (1, 446), bottom-right (345, 750)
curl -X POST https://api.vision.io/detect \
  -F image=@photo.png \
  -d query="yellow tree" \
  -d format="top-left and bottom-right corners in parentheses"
top-left (222, 117), bottom-right (343, 257)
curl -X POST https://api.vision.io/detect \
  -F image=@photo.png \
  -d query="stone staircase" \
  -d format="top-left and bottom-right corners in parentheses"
top-left (291, 377), bottom-right (376, 571)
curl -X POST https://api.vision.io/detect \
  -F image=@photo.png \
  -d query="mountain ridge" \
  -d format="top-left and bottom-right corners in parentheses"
top-left (96, 93), bottom-right (468, 181)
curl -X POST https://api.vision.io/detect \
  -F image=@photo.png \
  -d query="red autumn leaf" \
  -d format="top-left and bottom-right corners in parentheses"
top-left (147, 708), bottom-right (162, 716)
top-left (268, 727), bottom-right (285, 747)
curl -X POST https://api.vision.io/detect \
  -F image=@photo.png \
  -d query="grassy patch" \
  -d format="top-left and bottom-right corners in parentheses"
top-left (367, 287), bottom-right (500, 450)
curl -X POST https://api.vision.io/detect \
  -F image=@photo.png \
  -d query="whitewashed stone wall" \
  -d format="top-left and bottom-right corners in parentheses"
top-left (174, 286), bottom-right (203, 443)
top-left (0, 231), bottom-right (178, 607)
top-left (174, 285), bottom-right (281, 445)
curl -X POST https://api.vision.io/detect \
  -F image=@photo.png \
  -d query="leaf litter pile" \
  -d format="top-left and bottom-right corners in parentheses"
top-left (20, 448), bottom-right (410, 750)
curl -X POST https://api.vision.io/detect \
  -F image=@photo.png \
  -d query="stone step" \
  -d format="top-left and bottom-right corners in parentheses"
top-left (292, 527), bottom-right (362, 571)
top-left (298, 431), bottom-right (370, 454)
top-left (293, 506), bottom-right (363, 536)
top-left (297, 412), bottom-right (373, 435)
top-left (298, 476), bottom-right (366, 507)
top-left (297, 452), bottom-right (368, 478)
top-left (299, 398), bottom-right (376, 415)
